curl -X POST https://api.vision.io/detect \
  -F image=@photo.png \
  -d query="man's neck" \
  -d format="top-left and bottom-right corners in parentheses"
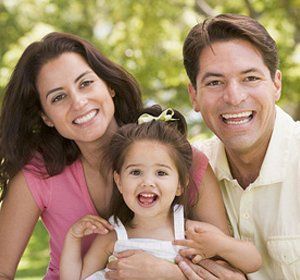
top-left (225, 144), bottom-right (268, 189)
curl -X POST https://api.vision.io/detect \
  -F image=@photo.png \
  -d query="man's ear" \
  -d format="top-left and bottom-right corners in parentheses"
top-left (273, 70), bottom-right (282, 101)
top-left (188, 83), bottom-right (200, 112)
top-left (40, 112), bottom-right (54, 127)
top-left (113, 171), bottom-right (122, 193)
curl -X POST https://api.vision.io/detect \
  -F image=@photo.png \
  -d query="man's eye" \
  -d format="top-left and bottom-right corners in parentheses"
top-left (80, 80), bottom-right (93, 88)
top-left (245, 76), bottom-right (260, 82)
top-left (51, 94), bottom-right (65, 103)
top-left (157, 170), bottom-right (168, 176)
top-left (130, 170), bottom-right (141, 176)
top-left (206, 80), bottom-right (222, 86)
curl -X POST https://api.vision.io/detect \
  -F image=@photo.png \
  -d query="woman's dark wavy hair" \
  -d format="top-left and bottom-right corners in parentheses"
top-left (107, 105), bottom-right (193, 226)
top-left (0, 32), bottom-right (142, 201)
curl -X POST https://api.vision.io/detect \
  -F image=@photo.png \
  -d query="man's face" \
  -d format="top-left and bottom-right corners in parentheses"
top-left (189, 39), bottom-right (281, 155)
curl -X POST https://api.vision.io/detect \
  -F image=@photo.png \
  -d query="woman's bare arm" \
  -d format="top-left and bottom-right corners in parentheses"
top-left (0, 172), bottom-right (41, 279)
top-left (191, 164), bottom-right (230, 235)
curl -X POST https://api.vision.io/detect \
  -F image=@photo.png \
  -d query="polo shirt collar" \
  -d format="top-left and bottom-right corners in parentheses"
top-left (214, 106), bottom-right (294, 186)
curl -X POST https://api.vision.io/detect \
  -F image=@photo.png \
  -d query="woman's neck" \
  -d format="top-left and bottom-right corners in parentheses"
top-left (77, 118), bottom-right (119, 170)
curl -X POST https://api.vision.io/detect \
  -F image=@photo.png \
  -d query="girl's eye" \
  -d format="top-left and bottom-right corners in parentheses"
top-left (51, 93), bottom-right (65, 103)
top-left (157, 170), bottom-right (168, 176)
top-left (206, 80), bottom-right (222, 87)
top-left (130, 169), bottom-right (141, 176)
top-left (80, 80), bottom-right (93, 88)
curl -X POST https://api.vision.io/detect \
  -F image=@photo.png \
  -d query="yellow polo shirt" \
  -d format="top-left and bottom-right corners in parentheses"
top-left (195, 106), bottom-right (300, 279)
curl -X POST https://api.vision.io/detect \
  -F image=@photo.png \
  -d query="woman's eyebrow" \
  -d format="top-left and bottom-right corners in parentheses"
top-left (74, 70), bottom-right (93, 83)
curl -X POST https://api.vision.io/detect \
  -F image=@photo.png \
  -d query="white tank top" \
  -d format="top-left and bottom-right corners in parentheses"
top-left (84, 205), bottom-right (185, 280)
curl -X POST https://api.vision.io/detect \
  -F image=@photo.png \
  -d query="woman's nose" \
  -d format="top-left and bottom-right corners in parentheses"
top-left (71, 93), bottom-right (88, 110)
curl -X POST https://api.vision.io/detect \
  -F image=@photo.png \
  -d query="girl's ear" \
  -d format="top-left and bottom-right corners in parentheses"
top-left (113, 171), bottom-right (122, 193)
top-left (176, 176), bottom-right (189, 196)
top-left (41, 112), bottom-right (54, 127)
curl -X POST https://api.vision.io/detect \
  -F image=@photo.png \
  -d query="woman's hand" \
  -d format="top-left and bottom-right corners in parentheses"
top-left (105, 250), bottom-right (186, 280)
top-left (174, 220), bottom-right (228, 262)
top-left (69, 214), bottom-right (114, 239)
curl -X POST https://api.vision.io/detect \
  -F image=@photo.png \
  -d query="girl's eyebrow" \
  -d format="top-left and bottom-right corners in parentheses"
top-left (46, 70), bottom-right (93, 99)
top-left (124, 163), bottom-right (173, 170)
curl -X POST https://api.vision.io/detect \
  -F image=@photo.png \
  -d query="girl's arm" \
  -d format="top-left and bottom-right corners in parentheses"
top-left (0, 172), bottom-right (41, 280)
top-left (60, 215), bottom-right (115, 280)
top-left (175, 221), bottom-right (262, 273)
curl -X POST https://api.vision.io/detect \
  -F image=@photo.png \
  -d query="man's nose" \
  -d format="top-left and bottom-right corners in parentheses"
top-left (223, 80), bottom-right (248, 106)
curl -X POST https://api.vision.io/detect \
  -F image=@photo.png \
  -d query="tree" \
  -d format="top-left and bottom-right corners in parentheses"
top-left (0, 0), bottom-right (299, 138)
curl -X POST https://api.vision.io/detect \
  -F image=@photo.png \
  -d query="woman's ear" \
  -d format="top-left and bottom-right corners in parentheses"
top-left (113, 171), bottom-right (122, 193)
top-left (175, 184), bottom-right (183, 196)
top-left (41, 112), bottom-right (54, 127)
top-left (109, 87), bottom-right (116, 97)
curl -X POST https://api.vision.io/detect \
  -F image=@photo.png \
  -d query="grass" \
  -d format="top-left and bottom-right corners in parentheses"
top-left (15, 220), bottom-right (49, 279)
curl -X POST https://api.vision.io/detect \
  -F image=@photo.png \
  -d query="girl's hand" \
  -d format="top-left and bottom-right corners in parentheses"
top-left (69, 214), bottom-right (114, 239)
top-left (173, 220), bottom-right (228, 262)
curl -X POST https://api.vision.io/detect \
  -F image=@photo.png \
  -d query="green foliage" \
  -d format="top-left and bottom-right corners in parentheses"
top-left (0, 0), bottom-right (299, 137)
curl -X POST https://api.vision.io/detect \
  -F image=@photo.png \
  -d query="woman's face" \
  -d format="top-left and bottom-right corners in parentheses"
top-left (37, 52), bottom-right (117, 145)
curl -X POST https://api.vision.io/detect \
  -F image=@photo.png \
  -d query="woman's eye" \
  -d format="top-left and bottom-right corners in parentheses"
top-left (51, 94), bottom-right (65, 103)
top-left (157, 170), bottom-right (168, 176)
top-left (80, 80), bottom-right (93, 88)
top-left (130, 169), bottom-right (141, 176)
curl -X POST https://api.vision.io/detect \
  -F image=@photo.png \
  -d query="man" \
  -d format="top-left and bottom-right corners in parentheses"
top-left (178, 13), bottom-right (300, 279)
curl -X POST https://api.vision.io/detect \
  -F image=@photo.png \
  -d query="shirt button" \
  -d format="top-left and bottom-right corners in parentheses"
top-left (243, 213), bottom-right (249, 219)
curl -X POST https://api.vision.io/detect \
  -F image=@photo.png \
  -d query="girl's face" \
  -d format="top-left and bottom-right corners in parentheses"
top-left (37, 52), bottom-right (117, 146)
top-left (114, 140), bottom-right (183, 219)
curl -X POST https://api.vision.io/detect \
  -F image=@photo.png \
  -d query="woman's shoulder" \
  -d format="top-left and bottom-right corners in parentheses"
top-left (23, 154), bottom-right (81, 178)
top-left (191, 146), bottom-right (209, 173)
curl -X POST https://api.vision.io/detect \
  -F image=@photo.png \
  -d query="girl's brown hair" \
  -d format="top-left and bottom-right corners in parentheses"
top-left (107, 105), bottom-right (193, 225)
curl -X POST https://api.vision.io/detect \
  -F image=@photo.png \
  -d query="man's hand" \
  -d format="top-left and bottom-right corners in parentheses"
top-left (176, 256), bottom-right (247, 280)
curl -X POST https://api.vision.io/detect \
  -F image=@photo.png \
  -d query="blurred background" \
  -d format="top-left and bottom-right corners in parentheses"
top-left (0, 0), bottom-right (299, 278)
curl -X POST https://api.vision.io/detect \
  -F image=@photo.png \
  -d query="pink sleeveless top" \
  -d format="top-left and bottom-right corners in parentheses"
top-left (23, 147), bottom-right (208, 279)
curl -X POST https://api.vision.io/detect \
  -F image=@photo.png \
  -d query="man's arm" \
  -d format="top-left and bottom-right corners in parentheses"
top-left (176, 256), bottom-right (247, 280)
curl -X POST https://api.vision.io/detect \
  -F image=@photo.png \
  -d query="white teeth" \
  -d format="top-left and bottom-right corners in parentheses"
top-left (140, 193), bottom-right (155, 198)
top-left (74, 110), bottom-right (97, 124)
top-left (222, 111), bottom-right (252, 119)
top-left (226, 119), bottom-right (250, 125)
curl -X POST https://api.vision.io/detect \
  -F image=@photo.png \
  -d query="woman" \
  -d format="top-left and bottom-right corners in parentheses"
top-left (0, 32), bottom-right (143, 279)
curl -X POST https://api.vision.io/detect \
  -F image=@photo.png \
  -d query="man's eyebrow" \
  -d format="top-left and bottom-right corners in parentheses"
top-left (241, 68), bottom-right (262, 74)
top-left (201, 72), bottom-right (223, 82)
top-left (46, 70), bottom-right (93, 99)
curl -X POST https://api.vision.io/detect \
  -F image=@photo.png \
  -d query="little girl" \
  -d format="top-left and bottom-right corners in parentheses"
top-left (60, 106), bottom-right (261, 279)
